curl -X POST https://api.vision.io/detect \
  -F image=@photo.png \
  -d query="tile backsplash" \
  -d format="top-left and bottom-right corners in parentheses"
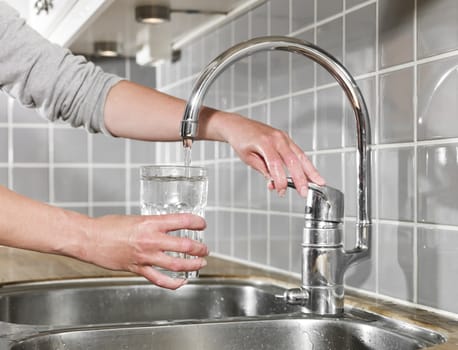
top-left (156, 0), bottom-right (458, 315)
top-left (0, 0), bottom-right (456, 317)
top-left (0, 58), bottom-right (156, 217)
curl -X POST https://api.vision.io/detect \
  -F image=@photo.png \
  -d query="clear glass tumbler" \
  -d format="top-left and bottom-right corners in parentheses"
top-left (140, 165), bottom-right (208, 279)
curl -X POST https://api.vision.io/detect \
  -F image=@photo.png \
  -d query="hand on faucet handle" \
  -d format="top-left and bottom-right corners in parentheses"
top-left (221, 113), bottom-right (325, 198)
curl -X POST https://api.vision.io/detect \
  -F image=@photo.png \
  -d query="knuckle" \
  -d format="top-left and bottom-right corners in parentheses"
top-left (177, 213), bottom-right (193, 229)
top-left (285, 152), bottom-right (299, 166)
top-left (259, 133), bottom-right (272, 145)
top-left (168, 259), bottom-right (184, 272)
top-left (274, 130), bottom-right (290, 144)
top-left (180, 238), bottom-right (194, 253)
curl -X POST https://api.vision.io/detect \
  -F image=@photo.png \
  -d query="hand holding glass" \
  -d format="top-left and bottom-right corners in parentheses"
top-left (140, 165), bottom-right (208, 279)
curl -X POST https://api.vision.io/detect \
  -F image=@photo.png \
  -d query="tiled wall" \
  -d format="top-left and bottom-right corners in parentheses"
top-left (0, 58), bottom-right (156, 217)
top-left (156, 0), bottom-right (458, 315)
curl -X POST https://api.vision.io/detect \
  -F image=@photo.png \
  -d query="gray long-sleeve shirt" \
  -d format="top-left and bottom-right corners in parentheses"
top-left (0, 2), bottom-right (122, 134)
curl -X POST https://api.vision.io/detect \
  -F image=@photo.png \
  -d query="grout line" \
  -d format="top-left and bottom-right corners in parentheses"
top-left (10, 130), bottom-right (458, 169)
top-left (341, 0), bottom-right (348, 268)
top-left (312, 0), bottom-right (318, 165)
top-left (49, 121), bottom-right (55, 205)
top-left (125, 58), bottom-right (132, 215)
top-left (57, 201), bottom-right (131, 207)
top-left (291, 0), bottom-right (377, 39)
top-left (340, 0), bottom-right (350, 276)
top-left (266, 0), bottom-right (271, 266)
top-left (10, 163), bottom-right (133, 168)
top-left (345, 285), bottom-right (458, 320)
top-left (413, 0), bottom-right (419, 305)
top-left (214, 156), bottom-right (220, 253)
top-left (229, 21), bottom-right (235, 258)
top-left (7, 98), bottom-right (13, 190)
top-left (88, 134), bottom-right (93, 217)
top-left (287, 0), bottom-right (293, 269)
top-left (247, 10), bottom-right (253, 262)
top-left (213, 27), bottom-right (221, 254)
top-left (158, 48), bottom-right (458, 94)
top-left (374, 0), bottom-right (380, 296)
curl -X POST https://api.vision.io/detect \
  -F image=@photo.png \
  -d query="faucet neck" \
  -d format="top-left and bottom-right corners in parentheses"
top-left (181, 36), bottom-right (371, 246)
top-left (181, 36), bottom-right (373, 316)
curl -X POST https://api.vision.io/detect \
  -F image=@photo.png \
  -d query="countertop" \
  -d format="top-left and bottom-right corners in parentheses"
top-left (0, 246), bottom-right (457, 349)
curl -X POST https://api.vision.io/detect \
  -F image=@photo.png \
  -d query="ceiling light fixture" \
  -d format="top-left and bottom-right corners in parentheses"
top-left (135, 5), bottom-right (227, 24)
top-left (94, 41), bottom-right (120, 57)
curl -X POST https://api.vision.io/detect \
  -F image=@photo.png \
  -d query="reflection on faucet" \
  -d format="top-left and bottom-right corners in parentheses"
top-left (180, 36), bottom-right (372, 315)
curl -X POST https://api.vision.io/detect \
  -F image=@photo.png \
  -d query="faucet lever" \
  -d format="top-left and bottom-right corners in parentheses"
top-left (286, 177), bottom-right (344, 224)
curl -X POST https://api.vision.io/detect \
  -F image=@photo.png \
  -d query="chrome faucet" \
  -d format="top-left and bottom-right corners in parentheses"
top-left (180, 36), bottom-right (372, 316)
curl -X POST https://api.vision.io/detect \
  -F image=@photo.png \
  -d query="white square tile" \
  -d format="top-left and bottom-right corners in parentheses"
top-left (418, 56), bottom-right (458, 140)
top-left (418, 144), bottom-right (458, 225)
top-left (345, 4), bottom-right (376, 76)
top-left (417, 0), bottom-right (458, 58)
top-left (379, 0), bottom-right (414, 68)
top-left (379, 68), bottom-right (414, 143)
top-left (418, 227), bottom-right (458, 313)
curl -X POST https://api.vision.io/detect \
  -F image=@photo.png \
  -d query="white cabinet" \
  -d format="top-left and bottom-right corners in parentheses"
top-left (27, 0), bottom-right (114, 47)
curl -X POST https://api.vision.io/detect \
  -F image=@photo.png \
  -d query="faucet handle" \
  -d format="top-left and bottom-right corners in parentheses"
top-left (287, 177), bottom-right (344, 223)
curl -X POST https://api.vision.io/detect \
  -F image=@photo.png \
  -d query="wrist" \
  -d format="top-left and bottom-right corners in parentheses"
top-left (198, 108), bottom-right (242, 143)
top-left (51, 208), bottom-right (93, 262)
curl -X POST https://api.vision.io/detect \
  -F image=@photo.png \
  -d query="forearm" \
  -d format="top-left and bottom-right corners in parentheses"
top-left (104, 80), bottom-right (231, 142)
top-left (0, 185), bottom-right (90, 260)
top-left (0, 3), bottom-right (122, 133)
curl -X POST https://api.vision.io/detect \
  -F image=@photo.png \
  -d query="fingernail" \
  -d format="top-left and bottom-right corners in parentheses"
top-left (300, 186), bottom-right (308, 197)
top-left (278, 189), bottom-right (286, 197)
top-left (201, 259), bottom-right (207, 268)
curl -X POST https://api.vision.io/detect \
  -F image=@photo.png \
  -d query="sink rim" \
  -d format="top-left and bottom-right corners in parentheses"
top-left (0, 276), bottom-right (293, 294)
top-left (0, 276), bottom-right (303, 329)
top-left (9, 314), bottom-right (447, 349)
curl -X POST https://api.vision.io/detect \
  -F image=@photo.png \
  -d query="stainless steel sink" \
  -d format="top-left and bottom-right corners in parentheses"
top-left (0, 277), bottom-right (447, 350)
top-left (9, 316), bottom-right (445, 350)
top-left (0, 277), bottom-right (299, 326)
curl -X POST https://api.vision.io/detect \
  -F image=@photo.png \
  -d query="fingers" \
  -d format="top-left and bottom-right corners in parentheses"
top-left (258, 133), bottom-right (288, 196)
top-left (160, 235), bottom-right (209, 257)
top-left (137, 265), bottom-right (187, 290)
top-left (290, 142), bottom-right (325, 186)
top-left (152, 252), bottom-right (207, 272)
top-left (155, 213), bottom-right (206, 233)
top-left (263, 132), bottom-right (325, 197)
top-left (263, 131), bottom-right (306, 196)
top-left (279, 145), bottom-right (309, 197)
top-left (267, 157), bottom-right (288, 196)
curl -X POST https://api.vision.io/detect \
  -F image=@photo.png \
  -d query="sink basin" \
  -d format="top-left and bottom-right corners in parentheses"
top-left (0, 277), bottom-right (299, 326)
top-left (0, 277), bottom-right (447, 349)
top-left (9, 316), bottom-right (445, 350)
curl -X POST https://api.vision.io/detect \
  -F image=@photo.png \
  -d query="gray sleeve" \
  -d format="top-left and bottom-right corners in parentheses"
top-left (0, 2), bottom-right (123, 134)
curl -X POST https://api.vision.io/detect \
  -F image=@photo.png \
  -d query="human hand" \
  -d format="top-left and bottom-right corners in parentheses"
top-left (222, 114), bottom-right (325, 197)
top-left (83, 213), bottom-right (208, 290)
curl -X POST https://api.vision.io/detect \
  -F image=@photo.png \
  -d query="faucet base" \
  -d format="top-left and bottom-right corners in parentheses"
top-left (299, 285), bottom-right (344, 315)
top-left (283, 286), bottom-right (344, 315)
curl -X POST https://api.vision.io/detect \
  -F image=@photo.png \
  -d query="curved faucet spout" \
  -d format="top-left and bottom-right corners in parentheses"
top-left (181, 36), bottom-right (371, 257)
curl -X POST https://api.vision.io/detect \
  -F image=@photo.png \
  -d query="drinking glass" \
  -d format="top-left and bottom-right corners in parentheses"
top-left (140, 165), bottom-right (208, 279)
